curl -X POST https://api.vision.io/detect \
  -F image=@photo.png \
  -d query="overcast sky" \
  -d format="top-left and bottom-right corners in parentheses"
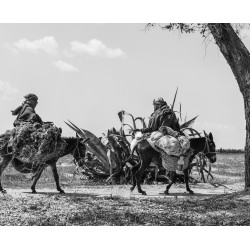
top-left (0, 23), bottom-right (249, 149)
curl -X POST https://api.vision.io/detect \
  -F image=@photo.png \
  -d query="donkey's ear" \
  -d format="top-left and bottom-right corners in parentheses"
top-left (209, 132), bottom-right (213, 141)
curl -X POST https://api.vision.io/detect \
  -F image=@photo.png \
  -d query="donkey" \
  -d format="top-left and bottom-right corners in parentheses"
top-left (130, 132), bottom-right (216, 195)
top-left (0, 136), bottom-right (89, 194)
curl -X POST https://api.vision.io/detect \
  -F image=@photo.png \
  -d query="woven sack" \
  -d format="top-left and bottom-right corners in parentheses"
top-left (150, 131), bottom-right (164, 141)
top-left (178, 136), bottom-right (190, 155)
top-left (155, 135), bottom-right (182, 156)
top-left (155, 135), bottom-right (190, 157)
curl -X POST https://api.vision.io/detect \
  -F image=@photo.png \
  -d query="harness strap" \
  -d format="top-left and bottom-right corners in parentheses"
top-left (202, 137), bottom-right (216, 156)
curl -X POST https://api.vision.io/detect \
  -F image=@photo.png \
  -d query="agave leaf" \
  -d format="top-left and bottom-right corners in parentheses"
top-left (179, 103), bottom-right (182, 122)
top-left (65, 121), bottom-right (86, 138)
top-left (111, 134), bottom-right (131, 150)
top-left (117, 110), bottom-right (125, 123)
top-left (80, 129), bottom-right (111, 171)
top-left (123, 134), bottom-right (133, 138)
top-left (65, 121), bottom-right (106, 160)
top-left (180, 116), bottom-right (198, 129)
top-left (80, 129), bottom-right (108, 154)
top-left (65, 121), bottom-right (110, 171)
top-left (107, 134), bottom-right (132, 173)
top-left (124, 123), bottom-right (134, 130)
top-left (181, 127), bottom-right (201, 137)
top-left (135, 117), bottom-right (147, 129)
top-left (142, 118), bottom-right (147, 129)
top-left (118, 110), bottom-right (136, 130)
top-left (119, 127), bottom-right (125, 137)
top-left (171, 87), bottom-right (178, 112)
top-left (118, 110), bottom-right (125, 136)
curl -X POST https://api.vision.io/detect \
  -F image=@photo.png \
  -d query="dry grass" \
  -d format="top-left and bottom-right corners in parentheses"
top-left (1, 153), bottom-right (249, 226)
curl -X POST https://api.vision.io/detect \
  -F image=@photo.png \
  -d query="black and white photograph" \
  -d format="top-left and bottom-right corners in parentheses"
top-left (0, 0), bottom-right (250, 248)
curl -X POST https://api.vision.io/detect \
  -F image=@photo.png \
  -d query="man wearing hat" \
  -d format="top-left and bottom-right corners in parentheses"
top-left (11, 93), bottom-right (43, 127)
top-left (142, 97), bottom-right (180, 134)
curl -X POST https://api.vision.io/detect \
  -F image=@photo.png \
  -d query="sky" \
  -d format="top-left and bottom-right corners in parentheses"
top-left (0, 23), bottom-right (249, 149)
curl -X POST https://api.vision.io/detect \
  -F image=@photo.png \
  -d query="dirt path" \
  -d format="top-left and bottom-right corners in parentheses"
top-left (2, 182), bottom-right (244, 199)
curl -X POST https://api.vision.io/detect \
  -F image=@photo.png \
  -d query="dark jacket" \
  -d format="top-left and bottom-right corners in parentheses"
top-left (143, 105), bottom-right (180, 133)
top-left (13, 103), bottom-right (43, 127)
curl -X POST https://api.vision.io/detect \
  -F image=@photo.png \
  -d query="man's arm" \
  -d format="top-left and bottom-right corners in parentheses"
top-left (18, 106), bottom-right (43, 124)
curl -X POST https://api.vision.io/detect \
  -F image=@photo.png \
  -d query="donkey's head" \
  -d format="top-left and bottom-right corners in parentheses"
top-left (203, 131), bottom-right (216, 163)
top-left (71, 135), bottom-right (90, 167)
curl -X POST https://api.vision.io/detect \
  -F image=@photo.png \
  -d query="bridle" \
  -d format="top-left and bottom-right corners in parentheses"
top-left (72, 137), bottom-right (90, 165)
top-left (202, 136), bottom-right (216, 157)
top-left (72, 142), bottom-right (85, 165)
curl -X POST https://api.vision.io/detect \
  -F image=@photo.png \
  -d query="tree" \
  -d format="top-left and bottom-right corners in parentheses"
top-left (146, 23), bottom-right (250, 188)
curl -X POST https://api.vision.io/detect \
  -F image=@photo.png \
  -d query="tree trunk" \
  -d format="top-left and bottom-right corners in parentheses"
top-left (208, 23), bottom-right (250, 188)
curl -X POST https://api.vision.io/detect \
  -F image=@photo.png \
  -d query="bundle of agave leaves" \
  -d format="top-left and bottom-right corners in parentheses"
top-left (65, 120), bottom-right (132, 181)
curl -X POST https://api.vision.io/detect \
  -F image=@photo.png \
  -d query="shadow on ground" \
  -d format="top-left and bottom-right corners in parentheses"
top-left (22, 191), bottom-right (99, 198)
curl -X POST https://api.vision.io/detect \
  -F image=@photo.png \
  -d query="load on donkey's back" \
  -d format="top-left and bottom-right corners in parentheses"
top-left (131, 97), bottom-right (192, 173)
top-left (0, 93), bottom-right (65, 165)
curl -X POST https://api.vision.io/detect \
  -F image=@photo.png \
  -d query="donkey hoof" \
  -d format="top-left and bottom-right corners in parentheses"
top-left (141, 191), bottom-right (147, 195)
top-left (130, 187), bottom-right (135, 192)
top-left (164, 190), bottom-right (169, 195)
top-left (1, 189), bottom-right (7, 193)
top-left (189, 190), bottom-right (194, 195)
top-left (59, 189), bottom-right (65, 194)
top-left (31, 190), bottom-right (37, 194)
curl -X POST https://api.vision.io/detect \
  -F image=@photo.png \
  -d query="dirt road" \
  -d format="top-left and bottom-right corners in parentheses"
top-left (3, 181), bottom-right (244, 199)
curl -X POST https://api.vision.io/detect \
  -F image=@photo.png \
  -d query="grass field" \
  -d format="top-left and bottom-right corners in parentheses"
top-left (1, 153), bottom-right (249, 226)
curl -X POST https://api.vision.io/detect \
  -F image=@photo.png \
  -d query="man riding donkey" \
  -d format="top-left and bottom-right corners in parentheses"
top-left (0, 94), bottom-right (90, 193)
top-left (11, 93), bottom-right (43, 127)
top-left (142, 97), bottom-right (180, 135)
top-left (132, 97), bottom-right (191, 180)
top-left (6, 93), bottom-right (65, 168)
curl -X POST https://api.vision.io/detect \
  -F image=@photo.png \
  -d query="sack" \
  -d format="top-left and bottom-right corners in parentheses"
top-left (178, 136), bottom-right (190, 155)
top-left (155, 135), bottom-right (190, 157)
top-left (161, 148), bottom-right (194, 172)
top-left (159, 126), bottom-right (178, 137)
top-left (150, 131), bottom-right (164, 141)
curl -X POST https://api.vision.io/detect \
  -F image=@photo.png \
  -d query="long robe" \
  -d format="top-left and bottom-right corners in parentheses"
top-left (13, 103), bottom-right (43, 126)
top-left (144, 105), bottom-right (180, 133)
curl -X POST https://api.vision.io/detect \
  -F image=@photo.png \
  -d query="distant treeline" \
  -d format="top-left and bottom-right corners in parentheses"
top-left (217, 148), bottom-right (245, 153)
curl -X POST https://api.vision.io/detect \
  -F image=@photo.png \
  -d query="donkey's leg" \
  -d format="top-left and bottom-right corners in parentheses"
top-left (164, 171), bottom-right (177, 195)
top-left (130, 163), bottom-right (139, 192)
top-left (0, 157), bottom-right (10, 193)
top-left (31, 167), bottom-right (44, 194)
top-left (135, 159), bottom-right (150, 195)
top-left (50, 163), bottom-right (65, 193)
top-left (184, 168), bottom-right (194, 194)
